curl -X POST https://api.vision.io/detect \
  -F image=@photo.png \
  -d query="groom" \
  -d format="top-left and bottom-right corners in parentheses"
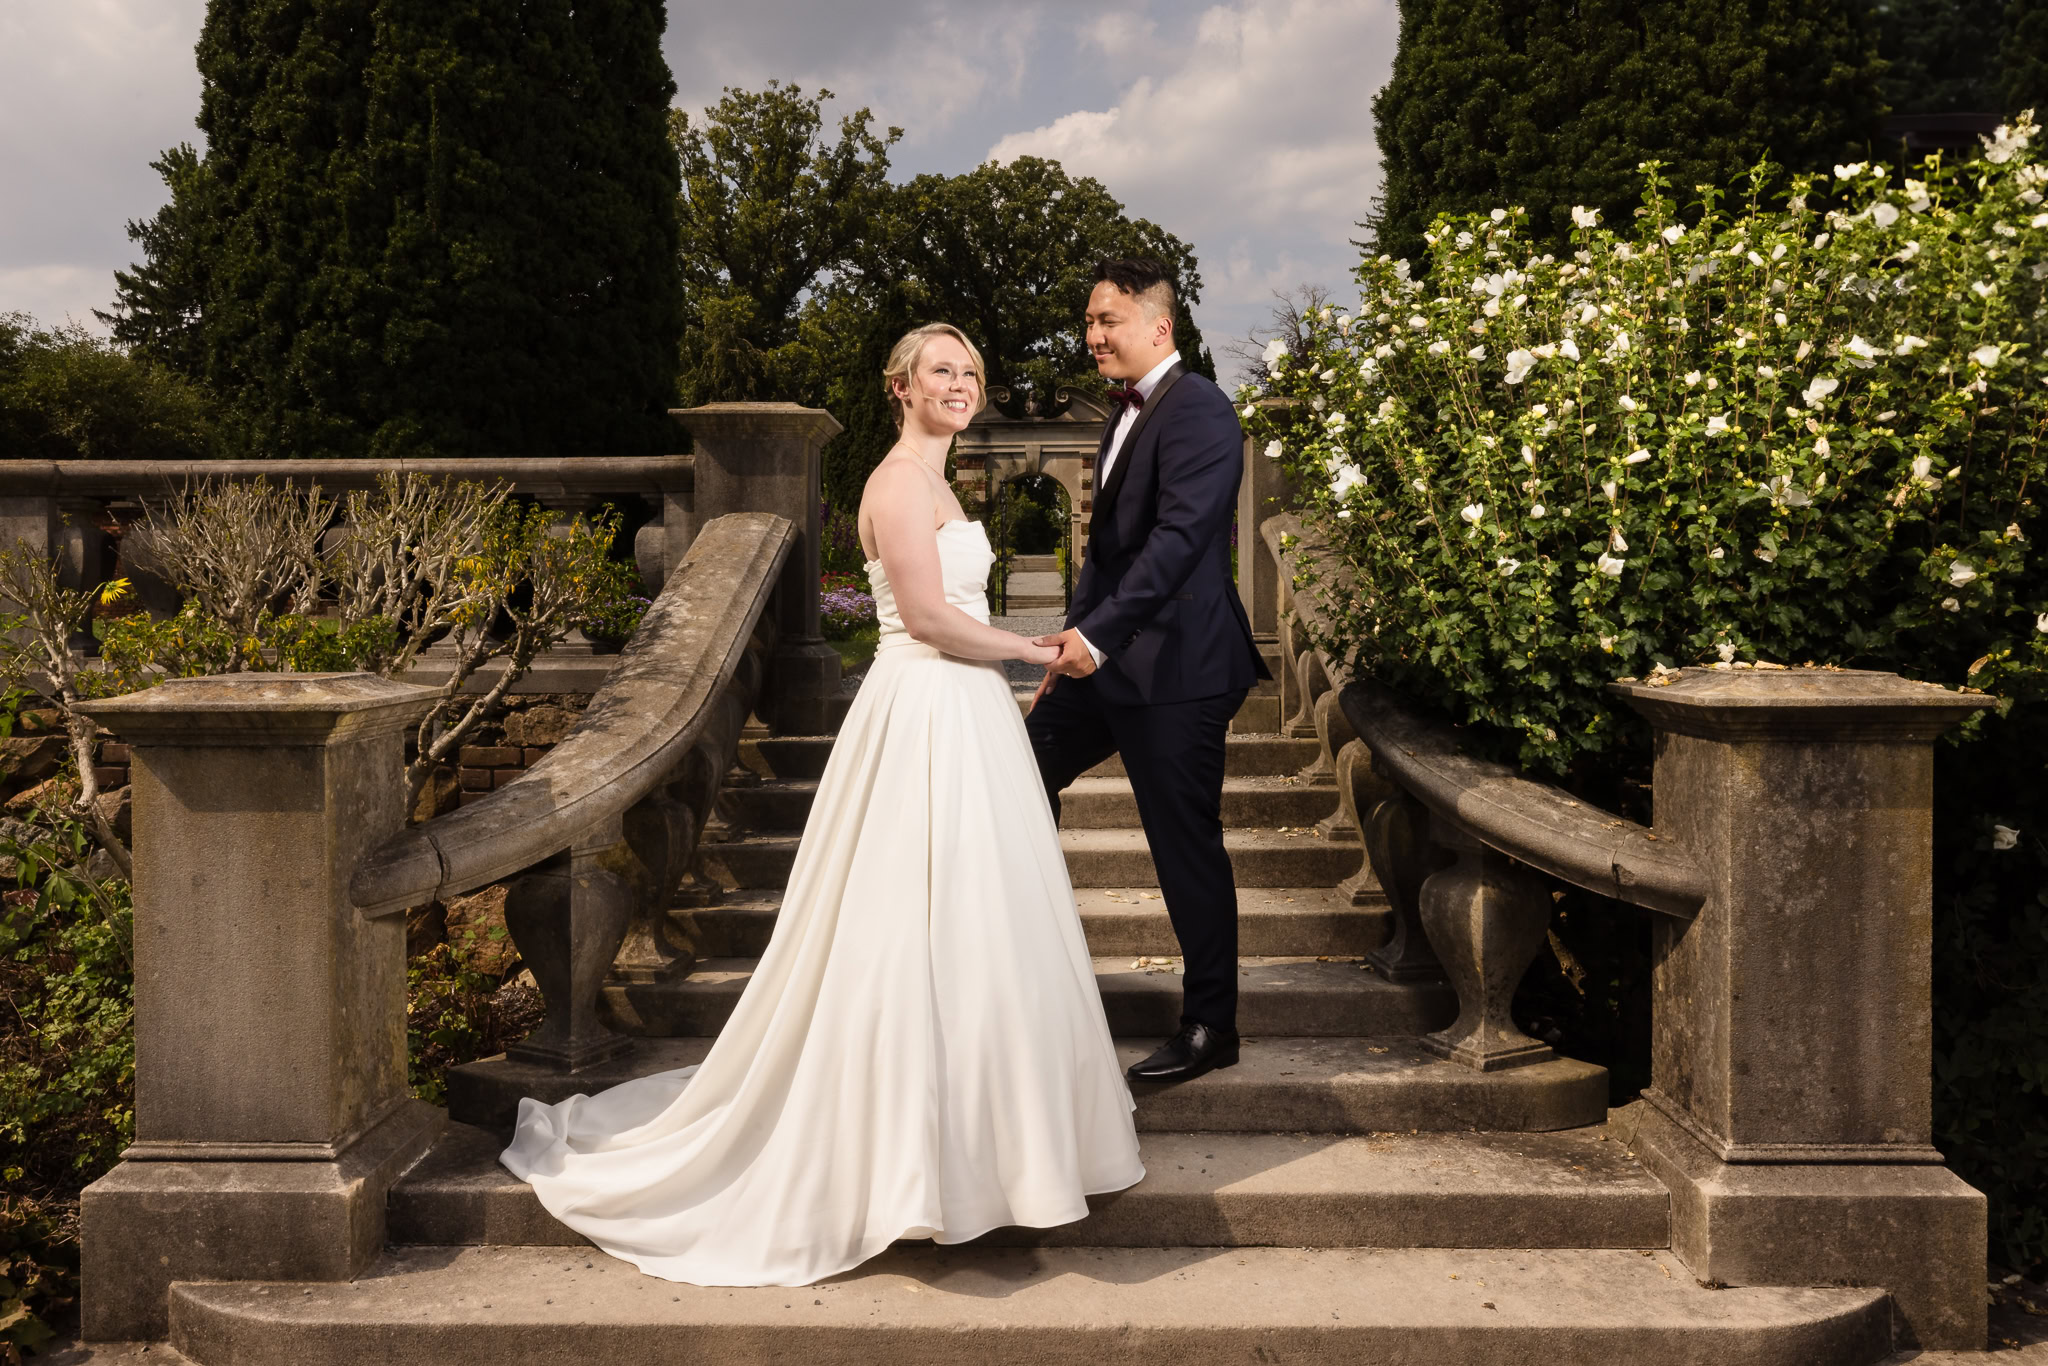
top-left (1029, 257), bottom-right (1269, 1085)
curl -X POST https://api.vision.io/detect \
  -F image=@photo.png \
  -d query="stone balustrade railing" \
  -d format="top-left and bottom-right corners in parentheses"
top-left (0, 402), bottom-right (846, 729)
top-left (1258, 508), bottom-right (1995, 1348)
top-left (56, 404), bottom-right (844, 1341)
top-left (353, 510), bottom-right (792, 1068)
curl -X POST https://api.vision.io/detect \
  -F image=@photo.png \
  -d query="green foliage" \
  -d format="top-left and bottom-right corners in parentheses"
top-left (108, 0), bottom-right (684, 460)
top-left (405, 940), bottom-right (502, 1107)
top-left (668, 86), bottom-right (1211, 510)
top-left (1253, 130), bottom-right (2047, 772)
top-left (671, 82), bottom-right (899, 409)
top-left (2006, 0), bottom-right (2048, 116)
top-left (1869, 0), bottom-right (2048, 117)
top-left (0, 811), bottom-right (135, 1351)
top-left (0, 313), bottom-right (218, 462)
top-left (0, 1197), bottom-right (72, 1360)
top-left (1368, 0), bottom-right (1886, 264)
top-left (1874, 0), bottom-right (2011, 113)
top-left (1250, 119), bottom-right (2048, 1269)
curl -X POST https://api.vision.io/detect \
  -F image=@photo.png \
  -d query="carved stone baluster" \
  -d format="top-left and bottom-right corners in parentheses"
top-left (1309, 688), bottom-right (1359, 824)
top-left (1330, 739), bottom-right (1397, 905)
top-left (1363, 782), bottom-right (1446, 982)
top-left (503, 817), bottom-right (637, 1071)
top-left (1283, 646), bottom-right (1325, 741)
top-left (609, 781), bottom-right (696, 984)
top-left (1415, 821), bottom-right (1554, 1071)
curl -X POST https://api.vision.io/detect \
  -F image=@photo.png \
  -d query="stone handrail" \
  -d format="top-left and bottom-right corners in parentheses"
top-left (1342, 680), bottom-right (1704, 919)
top-left (350, 510), bottom-right (789, 915)
top-left (0, 454), bottom-right (701, 619)
top-left (0, 455), bottom-right (692, 497)
top-left (354, 510), bottom-right (792, 1072)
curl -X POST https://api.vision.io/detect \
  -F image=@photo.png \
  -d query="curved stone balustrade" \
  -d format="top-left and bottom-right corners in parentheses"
top-left (1260, 511), bottom-right (1704, 1074)
top-left (352, 510), bottom-right (794, 1070)
top-left (1341, 678), bottom-right (1707, 920)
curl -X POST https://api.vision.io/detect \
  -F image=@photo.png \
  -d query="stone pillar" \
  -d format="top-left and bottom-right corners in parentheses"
top-left (1236, 405), bottom-right (1295, 675)
top-left (1611, 667), bottom-right (1993, 1350)
top-left (677, 403), bottom-right (843, 734)
top-left (0, 494), bottom-right (57, 560)
top-left (72, 674), bottom-right (446, 1341)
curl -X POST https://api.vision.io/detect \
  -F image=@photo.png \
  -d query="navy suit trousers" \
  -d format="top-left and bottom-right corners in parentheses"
top-left (1028, 674), bottom-right (1248, 1035)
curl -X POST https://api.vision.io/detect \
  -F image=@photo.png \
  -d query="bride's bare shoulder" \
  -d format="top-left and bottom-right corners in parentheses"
top-left (860, 458), bottom-right (936, 519)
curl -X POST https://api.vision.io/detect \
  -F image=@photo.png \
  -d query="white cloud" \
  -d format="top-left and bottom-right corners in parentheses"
top-left (0, 0), bottom-right (208, 330)
top-left (987, 0), bottom-right (1398, 383)
top-left (1084, 14), bottom-right (1160, 53)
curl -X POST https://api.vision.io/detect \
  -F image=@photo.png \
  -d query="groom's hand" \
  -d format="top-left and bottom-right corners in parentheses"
top-left (1035, 628), bottom-right (1098, 679)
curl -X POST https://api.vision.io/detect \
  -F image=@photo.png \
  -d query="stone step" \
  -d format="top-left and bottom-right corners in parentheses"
top-left (1229, 691), bottom-right (1283, 733)
top-left (168, 1244), bottom-right (1893, 1366)
top-left (447, 1036), bottom-right (1608, 1138)
top-left (741, 733), bottom-right (1320, 783)
top-left (717, 774), bottom-right (1341, 833)
top-left (386, 1123), bottom-right (1667, 1252)
top-left (699, 827), bottom-right (1363, 892)
top-left (675, 887), bottom-right (1388, 959)
top-left (603, 957), bottom-right (1453, 1040)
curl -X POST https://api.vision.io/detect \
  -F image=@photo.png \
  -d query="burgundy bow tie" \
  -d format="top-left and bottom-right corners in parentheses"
top-left (1110, 386), bottom-right (1145, 413)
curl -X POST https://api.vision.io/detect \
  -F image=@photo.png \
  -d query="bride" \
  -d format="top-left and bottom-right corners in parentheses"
top-left (500, 322), bottom-right (1145, 1286)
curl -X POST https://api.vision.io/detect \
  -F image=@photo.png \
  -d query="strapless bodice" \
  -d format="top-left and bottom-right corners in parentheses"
top-left (866, 520), bottom-right (995, 648)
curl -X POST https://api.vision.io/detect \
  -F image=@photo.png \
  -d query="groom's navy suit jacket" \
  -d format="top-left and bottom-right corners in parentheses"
top-left (1068, 364), bottom-right (1271, 708)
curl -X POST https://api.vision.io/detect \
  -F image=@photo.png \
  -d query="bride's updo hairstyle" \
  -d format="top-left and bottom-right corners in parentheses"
top-left (882, 323), bottom-right (989, 430)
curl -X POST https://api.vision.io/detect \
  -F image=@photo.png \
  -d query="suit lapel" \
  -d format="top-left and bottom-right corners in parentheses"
top-left (1092, 362), bottom-right (1185, 528)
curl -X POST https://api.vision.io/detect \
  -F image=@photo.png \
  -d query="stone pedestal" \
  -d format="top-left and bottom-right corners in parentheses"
top-left (1612, 667), bottom-right (1993, 1349)
top-left (677, 403), bottom-right (843, 734)
top-left (74, 674), bottom-right (445, 1340)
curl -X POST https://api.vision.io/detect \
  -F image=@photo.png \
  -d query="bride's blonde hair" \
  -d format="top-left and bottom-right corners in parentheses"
top-left (882, 323), bottom-right (989, 430)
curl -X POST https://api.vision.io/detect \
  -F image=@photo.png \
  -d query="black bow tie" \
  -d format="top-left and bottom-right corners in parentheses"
top-left (1110, 386), bottom-right (1145, 414)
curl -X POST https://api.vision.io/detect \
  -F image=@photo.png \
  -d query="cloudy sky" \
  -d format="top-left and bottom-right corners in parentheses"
top-left (0, 0), bottom-right (1398, 385)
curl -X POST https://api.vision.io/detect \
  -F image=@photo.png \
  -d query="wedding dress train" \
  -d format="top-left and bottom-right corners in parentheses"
top-left (501, 518), bottom-right (1145, 1286)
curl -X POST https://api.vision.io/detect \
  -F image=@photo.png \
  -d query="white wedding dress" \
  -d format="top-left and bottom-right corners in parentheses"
top-left (501, 517), bottom-right (1144, 1286)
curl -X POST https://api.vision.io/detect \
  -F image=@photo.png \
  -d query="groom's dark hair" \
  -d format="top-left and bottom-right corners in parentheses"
top-left (1093, 257), bottom-right (1177, 323)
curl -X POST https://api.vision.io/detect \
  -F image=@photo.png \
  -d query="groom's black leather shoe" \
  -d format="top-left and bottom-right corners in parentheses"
top-left (1125, 1023), bottom-right (1240, 1085)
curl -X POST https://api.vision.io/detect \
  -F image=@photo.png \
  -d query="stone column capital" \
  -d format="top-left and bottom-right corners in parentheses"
top-left (1610, 667), bottom-right (1992, 743)
top-left (75, 672), bottom-right (438, 748)
top-left (672, 403), bottom-right (844, 446)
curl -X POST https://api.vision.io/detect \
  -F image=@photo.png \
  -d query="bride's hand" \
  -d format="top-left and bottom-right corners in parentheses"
top-left (1021, 639), bottom-right (1060, 666)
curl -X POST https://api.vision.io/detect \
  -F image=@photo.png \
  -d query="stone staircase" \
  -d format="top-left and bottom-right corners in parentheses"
top-left (160, 687), bottom-right (1904, 1364)
top-left (1002, 551), bottom-right (1067, 612)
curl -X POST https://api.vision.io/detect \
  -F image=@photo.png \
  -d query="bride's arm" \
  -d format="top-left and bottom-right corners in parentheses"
top-left (866, 463), bottom-right (1057, 664)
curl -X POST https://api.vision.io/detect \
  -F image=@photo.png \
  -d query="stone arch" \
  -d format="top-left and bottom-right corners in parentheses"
top-left (949, 387), bottom-right (1109, 578)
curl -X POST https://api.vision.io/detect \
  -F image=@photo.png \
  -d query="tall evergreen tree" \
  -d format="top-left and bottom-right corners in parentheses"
top-left (107, 0), bottom-right (682, 459)
top-left (2002, 0), bottom-right (2048, 114)
top-left (1369, 0), bottom-right (1886, 265)
top-left (1872, 0), bottom-right (2008, 112)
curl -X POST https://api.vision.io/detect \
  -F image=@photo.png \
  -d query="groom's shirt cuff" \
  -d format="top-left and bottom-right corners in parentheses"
top-left (1076, 630), bottom-right (1105, 667)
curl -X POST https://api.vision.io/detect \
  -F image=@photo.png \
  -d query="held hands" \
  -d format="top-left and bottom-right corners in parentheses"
top-left (1034, 629), bottom-right (1097, 679)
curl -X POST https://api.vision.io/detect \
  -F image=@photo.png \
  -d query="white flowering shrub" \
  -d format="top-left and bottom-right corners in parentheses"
top-left (1246, 115), bottom-right (2048, 774)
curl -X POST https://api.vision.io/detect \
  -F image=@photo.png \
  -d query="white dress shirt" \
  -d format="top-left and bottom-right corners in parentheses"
top-left (1077, 350), bottom-right (1181, 666)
